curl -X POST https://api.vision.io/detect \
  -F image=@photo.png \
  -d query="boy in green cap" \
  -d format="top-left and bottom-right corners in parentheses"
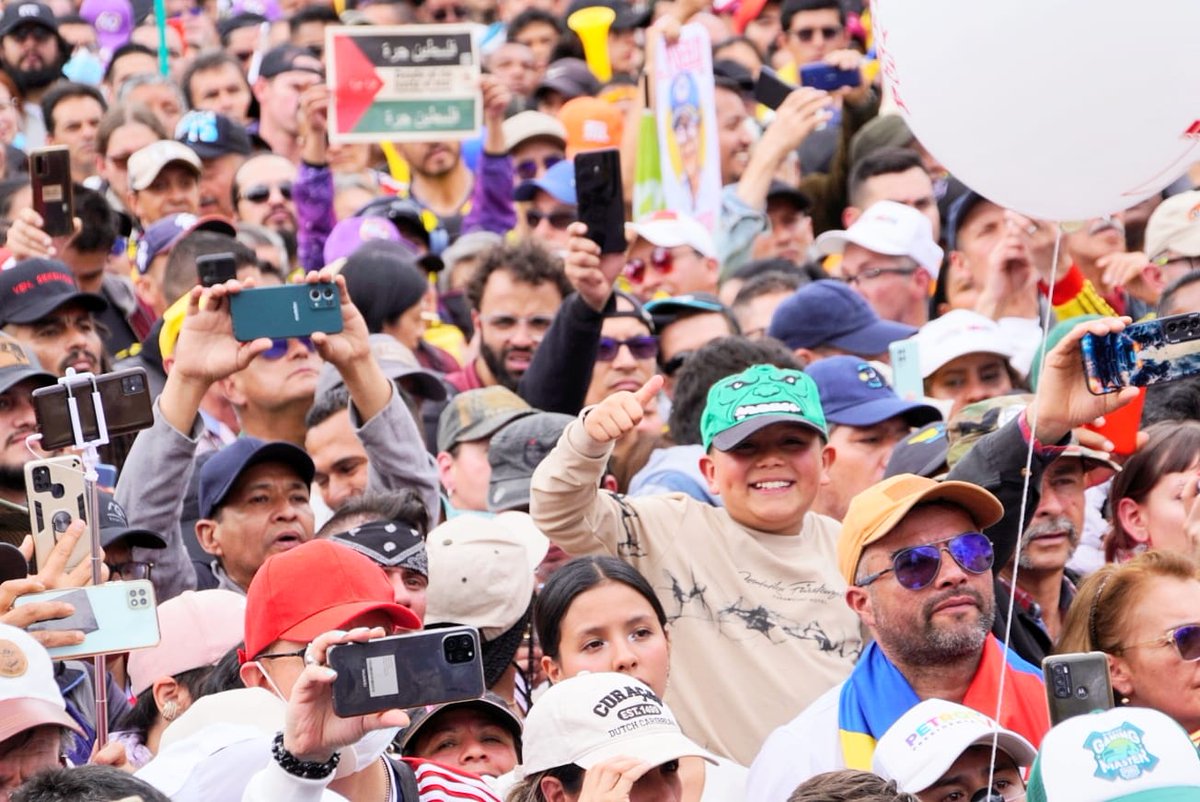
top-left (530, 364), bottom-right (862, 766)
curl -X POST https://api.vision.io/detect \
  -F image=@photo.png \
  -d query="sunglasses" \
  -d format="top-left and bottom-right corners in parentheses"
top-left (9, 26), bottom-right (53, 43)
top-left (624, 247), bottom-right (683, 284)
top-left (856, 532), bottom-right (994, 590)
top-left (1123, 623), bottom-right (1200, 662)
top-left (660, 350), bottom-right (692, 377)
top-left (525, 209), bottom-right (575, 231)
top-left (431, 4), bottom-right (468, 20)
top-left (106, 561), bottom-right (153, 581)
top-left (515, 154), bottom-right (563, 180)
top-left (240, 182), bottom-right (294, 203)
top-left (261, 337), bottom-right (315, 360)
top-left (597, 335), bottom-right (657, 361)
top-left (791, 24), bottom-right (842, 42)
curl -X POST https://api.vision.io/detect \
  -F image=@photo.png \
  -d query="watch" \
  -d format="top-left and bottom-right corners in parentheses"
top-left (272, 732), bottom-right (341, 779)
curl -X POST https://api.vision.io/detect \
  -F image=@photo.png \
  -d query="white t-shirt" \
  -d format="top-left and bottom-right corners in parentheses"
top-left (745, 682), bottom-right (845, 802)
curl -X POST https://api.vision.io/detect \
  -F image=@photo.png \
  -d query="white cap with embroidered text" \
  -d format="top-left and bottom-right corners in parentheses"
top-left (1144, 190), bottom-right (1200, 260)
top-left (1026, 707), bottom-right (1200, 802)
top-left (815, 199), bottom-right (944, 276)
top-left (514, 672), bottom-right (716, 780)
top-left (912, 308), bottom-right (1015, 378)
top-left (0, 623), bottom-right (83, 742)
top-left (627, 211), bottom-right (717, 260)
top-left (872, 699), bottom-right (1037, 794)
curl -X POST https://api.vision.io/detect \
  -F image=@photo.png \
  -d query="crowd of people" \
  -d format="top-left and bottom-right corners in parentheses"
top-left (0, 0), bottom-right (1196, 799)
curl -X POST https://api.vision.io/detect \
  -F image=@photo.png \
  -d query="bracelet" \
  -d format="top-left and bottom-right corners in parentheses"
top-left (271, 731), bottom-right (340, 779)
top-left (1017, 410), bottom-right (1069, 458)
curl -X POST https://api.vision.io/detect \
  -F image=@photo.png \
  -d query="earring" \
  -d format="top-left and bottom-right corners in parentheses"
top-left (161, 700), bottom-right (179, 721)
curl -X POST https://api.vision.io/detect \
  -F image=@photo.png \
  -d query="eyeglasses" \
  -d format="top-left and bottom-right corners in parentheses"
top-left (525, 208), bottom-right (576, 231)
top-left (791, 24), bottom-right (842, 42)
top-left (597, 335), bottom-right (657, 361)
top-left (431, 4), bottom-right (468, 20)
top-left (261, 337), bottom-right (316, 360)
top-left (515, 154), bottom-right (563, 180)
top-left (480, 314), bottom-right (554, 337)
top-left (240, 182), bottom-right (294, 203)
top-left (843, 265), bottom-right (919, 285)
top-left (106, 561), bottom-right (153, 580)
top-left (624, 247), bottom-right (700, 284)
top-left (856, 532), bottom-right (994, 590)
top-left (256, 646), bottom-right (307, 661)
top-left (660, 350), bottom-right (692, 377)
top-left (1120, 623), bottom-right (1200, 662)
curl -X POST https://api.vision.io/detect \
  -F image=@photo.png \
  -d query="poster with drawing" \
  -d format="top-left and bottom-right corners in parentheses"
top-left (653, 24), bottom-right (721, 228)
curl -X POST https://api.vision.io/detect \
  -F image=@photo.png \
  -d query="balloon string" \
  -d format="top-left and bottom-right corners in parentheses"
top-left (987, 225), bottom-right (1064, 792)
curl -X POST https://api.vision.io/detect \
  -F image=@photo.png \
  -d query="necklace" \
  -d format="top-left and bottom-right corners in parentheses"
top-left (381, 756), bottom-right (394, 802)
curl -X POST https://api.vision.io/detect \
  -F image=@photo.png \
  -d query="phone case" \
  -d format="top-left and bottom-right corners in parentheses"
top-left (32, 368), bottom-right (154, 451)
top-left (888, 339), bottom-right (924, 401)
top-left (25, 456), bottom-right (89, 574)
top-left (15, 580), bottom-right (160, 660)
top-left (799, 63), bottom-right (862, 91)
top-left (29, 146), bottom-right (74, 237)
top-left (229, 283), bottom-right (344, 342)
top-left (329, 626), bottom-right (485, 717)
top-left (1081, 313), bottom-right (1200, 394)
top-left (197, 253), bottom-right (238, 288)
top-left (575, 149), bottom-right (627, 255)
top-left (1043, 651), bottom-right (1114, 726)
top-left (753, 66), bottom-right (795, 110)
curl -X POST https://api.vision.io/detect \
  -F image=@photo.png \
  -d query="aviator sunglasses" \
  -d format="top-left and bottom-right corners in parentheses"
top-left (856, 532), bottom-right (994, 590)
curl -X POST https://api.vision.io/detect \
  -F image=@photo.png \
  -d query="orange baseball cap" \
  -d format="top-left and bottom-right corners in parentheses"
top-left (559, 96), bottom-right (624, 158)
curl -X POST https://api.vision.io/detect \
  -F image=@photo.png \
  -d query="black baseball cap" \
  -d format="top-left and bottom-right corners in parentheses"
top-left (176, 110), bottom-right (253, 160)
top-left (198, 438), bottom-right (315, 519)
top-left (258, 45), bottom-right (323, 79)
top-left (97, 491), bottom-right (167, 550)
top-left (0, 259), bottom-right (107, 327)
top-left (0, 2), bottom-right (57, 38)
top-left (767, 180), bottom-right (811, 213)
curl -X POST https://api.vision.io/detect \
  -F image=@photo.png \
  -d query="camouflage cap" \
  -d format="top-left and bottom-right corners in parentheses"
top-left (436, 386), bottom-right (534, 453)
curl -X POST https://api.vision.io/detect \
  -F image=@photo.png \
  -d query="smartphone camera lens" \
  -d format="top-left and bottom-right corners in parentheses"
top-left (309, 288), bottom-right (321, 301)
top-left (32, 467), bottom-right (48, 492)
top-left (121, 374), bottom-right (145, 395)
top-left (323, 287), bottom-right (334, 300)
top-left (443, 634), bottom-right (475, 664)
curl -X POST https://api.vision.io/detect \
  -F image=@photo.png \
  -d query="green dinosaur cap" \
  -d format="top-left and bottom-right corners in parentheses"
top-left (700, 364), bottom-right (827, 451)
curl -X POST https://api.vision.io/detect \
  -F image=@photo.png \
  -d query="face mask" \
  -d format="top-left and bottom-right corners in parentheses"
top-left (251, 661), bottom-right (288, 703)
top-left (63, 49), bottom-right (104, 85)
top-left (334, 725), bottom-right (401, 778)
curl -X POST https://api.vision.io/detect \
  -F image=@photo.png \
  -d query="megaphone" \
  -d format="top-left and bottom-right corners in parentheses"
top-left (568, 5), bottom-right (616, 83)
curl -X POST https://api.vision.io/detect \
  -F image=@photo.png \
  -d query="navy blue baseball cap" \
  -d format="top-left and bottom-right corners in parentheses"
top-left (884, 421), bottom-right (949, 479)
top-left (135, 213), bottom-right (237, 275)
top-left (514, 158), bottom-right (576, 205)
top-left (767, 280), bottom-right (915, 356)
top-left (176, 110), bottom-right (253, 160)
top-left (945, 190), bottom-right (991, 251)
top-left (806, 355), bottom-right (941, 428)
top-left (198, 438), bottom-right (315, 520)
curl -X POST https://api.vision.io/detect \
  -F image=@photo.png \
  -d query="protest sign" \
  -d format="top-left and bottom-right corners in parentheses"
top-left (652, 24), bottom-right (720, 228)
top-left (326, 25), bottom-right (481, 144)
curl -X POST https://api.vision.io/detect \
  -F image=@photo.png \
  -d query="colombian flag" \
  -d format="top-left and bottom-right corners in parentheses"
top-left (838, 635), bottom-right (1050, 769)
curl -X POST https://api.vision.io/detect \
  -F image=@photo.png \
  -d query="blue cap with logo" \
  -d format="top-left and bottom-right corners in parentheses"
top-left (135, 213), bottom-right (237, 275)
top-left (768, 280), bottom-right (916, 356)
top-left (805, 356), bottom-right (941, 428)
top-left (198, 438), bottom-right (315, 520)
top-left (514, 158), bottom-right (576, 205)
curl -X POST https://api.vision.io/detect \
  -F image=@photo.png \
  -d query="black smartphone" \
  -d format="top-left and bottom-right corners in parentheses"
top-left (1043, 651), bottom-right (1114, 726)
top-left (1080, 313), bottom-right (1200, 394)
top-left (29, 146), bottom-right (74, 237)
top-left (197, 252), bottom-right (238, 288)
top-left (754, 66), bottom-right (796, 110)
top-left (575, 148), bottom-right (627, 254)
top-left (228, 283), bottom-right (344, 342)
top-left (32, 368), bottom-right (154, 451)
top-left (328, 626), bottom-right (485, 718)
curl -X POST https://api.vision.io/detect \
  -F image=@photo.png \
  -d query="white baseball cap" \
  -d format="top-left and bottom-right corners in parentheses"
top-left (627, 211), bottom-right (717, 260)
top-left (816, 200), bottom-right (944, 276)
top-left (128, 140), bottom-right (202, 192)
top-left (1026, 707), bottom-right (1200, 802)
top-left (1144, 190), bottom-right (1200, 261)
top-left (912, 309), bottom-right (1015, 378)
top-left (0, 623), bottom-right (83, 742)
top-left (514, 672), bottom-right (716, 780)
top-left (872, 699), bottom-right (1037, 794)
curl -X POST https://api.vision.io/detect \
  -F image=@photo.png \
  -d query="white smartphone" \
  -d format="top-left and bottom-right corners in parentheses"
top-left (889, 339), bottom-right (924, 401)
top-left (25, 455), bottom-right (90, 574)
top-left (15, 580), bottom-right (160, 660)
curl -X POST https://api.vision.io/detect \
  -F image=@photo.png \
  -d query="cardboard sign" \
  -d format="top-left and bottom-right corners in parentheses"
top-left (325, 24), bottom-right (481, 143)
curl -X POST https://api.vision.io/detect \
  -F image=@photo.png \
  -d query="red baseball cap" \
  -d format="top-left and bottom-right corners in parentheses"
top-left (240, 539), bottom-right (421, 663)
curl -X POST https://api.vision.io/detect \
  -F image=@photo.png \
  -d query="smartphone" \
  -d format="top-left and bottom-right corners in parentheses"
top-left (33, 368), bottom-right (154, 451)
top-left (799, 62), bottom-right (862, 91)
top-left (1043, 651), bottom-right (1114, 726)
top-left (29, 146), bottom-right (74, 237)
top-left (329, 626), bottom-right (485, 718)
top-left (228, 283), bottom-right (344, 342)
top-left (888, 339), bottom-right (923, 401)
top-left (15, 580), bottom-right (160, 660)
top-left (25, 456), bottom-right (89, 574)
top-left (197, 252), bottom-right (237, 288)
top-left (754, 66), bottom-right (796, 110)
top-left (574, 149), bottom-right (627, 255)
top-left (1080, 313), bottom-right (1200, 394)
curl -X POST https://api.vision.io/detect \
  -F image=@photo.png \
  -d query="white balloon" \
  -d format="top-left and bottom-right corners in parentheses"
top-left (872, 0), bottom-right (1200, 221)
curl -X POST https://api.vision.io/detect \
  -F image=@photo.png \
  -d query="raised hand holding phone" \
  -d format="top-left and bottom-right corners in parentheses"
top-left (563, 221), bottom-right (623, 313)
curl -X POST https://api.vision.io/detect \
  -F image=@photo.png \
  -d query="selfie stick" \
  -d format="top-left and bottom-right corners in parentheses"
top-left (57, 368), bottom-right (110, 749)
